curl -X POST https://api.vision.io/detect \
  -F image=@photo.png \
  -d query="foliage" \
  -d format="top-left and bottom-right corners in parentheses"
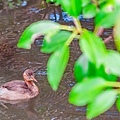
top-left (17, 0), bottom-right (120, 119)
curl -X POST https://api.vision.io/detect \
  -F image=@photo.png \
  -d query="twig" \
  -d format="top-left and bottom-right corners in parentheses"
top-left (97, 27), bottom-right (104, 36)
top-left (104, 36), bottom-right (113, 43)
top-left (73, 17), bottom-right (82, 33)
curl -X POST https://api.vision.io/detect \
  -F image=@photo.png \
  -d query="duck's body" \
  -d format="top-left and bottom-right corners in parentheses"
top-left (0, 69), bottom-right (39, 101)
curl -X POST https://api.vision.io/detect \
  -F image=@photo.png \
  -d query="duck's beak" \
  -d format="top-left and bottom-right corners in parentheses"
top-left (31, 76), bottom-right (38, 82)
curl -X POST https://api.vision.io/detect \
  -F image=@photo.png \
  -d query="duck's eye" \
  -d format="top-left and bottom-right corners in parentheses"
top-left (27, 72), bottom-right (33, 76)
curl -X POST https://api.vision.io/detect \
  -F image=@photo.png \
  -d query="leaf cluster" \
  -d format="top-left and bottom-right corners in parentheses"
top-left (17, 0), bottom-right (120, 119)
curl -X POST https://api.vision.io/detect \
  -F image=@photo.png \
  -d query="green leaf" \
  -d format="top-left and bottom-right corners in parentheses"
top-left (41, 31), bottom-right (71, 53)
top-left (17, 20), bottom-right (60, 49)
top-left (46, 0), bottom-right (55, 2)
top-left (60, 0), bottom-right (82, 17)
top-left (95, 11), bottom-right (117, 28)
top-left (83, 4), bottom-right (97, 18)
top-left (113, 14), bottom-right (120, 52)
top-left (95, 2), bottom-right (117, 28)
top-left (114, 0), bottom-right (120, 6)
top-left (96, 65), bottom-right (117, 82)
top-left (74, 54), bottom-right (117, 83)
top-left (98, 0), bottom-right (106, 5)
top-left (80, 29), bottom-right (107, 66)
top-left (74, 54), bottom-right (96, 82)
top-left (87, 90), bottom-right (117, 119)
top-left (116, 96), bottom-right (120, 112)
top-left (104, 50), bottom-right (120, 76)
top-left (69, 77), bottom-right (106, 106)
top-left (81, 0), bottom-right (90, 7)
top-left (47, 45), bottom-right (69, 91)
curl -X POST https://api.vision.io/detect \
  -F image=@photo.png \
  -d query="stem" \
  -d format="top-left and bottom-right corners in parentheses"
top-left (60, 18), bottom-right (82, 46)
top-left (60, 25), bottom-right (75, 31)
top-left (106, 81), bottom-right (120, 94)
top-left (104, 36), bottom-right (113, 43)
top-left (75, 35), bottom-right (80, 40)
top-left (94, 26), bottom-right (99, 35)
top-left (107, 81), bottom-right (120, 88)
top-left (73, 17), bottom-right (82, 33)
top-left (65, 30), bottom-right (78, 46)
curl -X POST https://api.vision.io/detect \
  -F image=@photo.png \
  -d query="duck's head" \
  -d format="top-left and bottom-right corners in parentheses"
top-left (23, 69), bottom-right (37, 82)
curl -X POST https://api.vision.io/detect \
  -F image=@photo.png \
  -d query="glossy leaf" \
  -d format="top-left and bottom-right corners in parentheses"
top-left (69, 77), bottom-right (106, 106)
top-left (95, 2), bottom-right (117, 28)
top-left (17, 20), bottom-right (60, 49)
top-left (104, 50), bottom-right (120, 76)
top-left (74, 54), bottom-right (117, 82)
top-left (116, 96), bottom-right (120, 112)
top-left (87, 90), bottom-right (117, 119)
top-left (60, 0), bottom-right (82, 17)
top-left (74, 54), bottom-right (96, 82)
top-left (95, 11), bottom-right (116, 28)
top-left (114, 0), bottom-right (120, 6)
top-left (41, 31), bottom-right (71, 53)
top-left (47, 45), bottom-right (69, 91)
top-left (98, 0), bottom-right (106, 5)
top-left (46, 0), bottom-right (56, 2)
top-left (83, 4), bottom-right (97, 18)
top-left (96, 65), bottom-right (117, 82)
top-left (80, 29), bottom-right (107, 66)
top-left (114, 14), bottom-right (120, 52)
top-left (81, 0), bottom-right (90, 7)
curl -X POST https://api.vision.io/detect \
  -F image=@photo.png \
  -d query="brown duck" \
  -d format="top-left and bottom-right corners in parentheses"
top-left (0, 69), bottom-right (39, 101)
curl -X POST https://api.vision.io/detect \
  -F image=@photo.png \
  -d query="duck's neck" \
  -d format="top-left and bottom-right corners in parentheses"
top-left (25, 80), bottom-right (38, 93)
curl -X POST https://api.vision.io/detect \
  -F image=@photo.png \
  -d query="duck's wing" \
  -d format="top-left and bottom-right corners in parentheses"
top-left (1, 80), bottom-right (29, 93)
top-left (0, 80), bottom-right (38, 101)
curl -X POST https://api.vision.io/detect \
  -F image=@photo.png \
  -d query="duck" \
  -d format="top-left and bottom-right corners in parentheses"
top-left (0, 69), bottom-right (39, 101)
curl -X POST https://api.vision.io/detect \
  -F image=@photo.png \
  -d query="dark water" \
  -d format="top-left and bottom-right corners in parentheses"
top-left (0, 0), bottom-right (119, 120)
